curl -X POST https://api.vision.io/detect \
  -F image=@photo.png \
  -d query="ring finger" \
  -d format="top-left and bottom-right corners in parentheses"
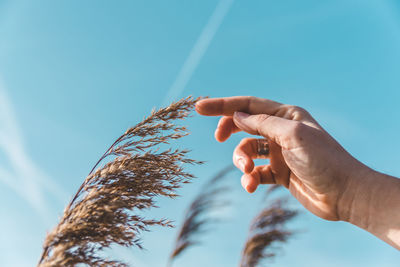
top-left (233, 137), bottom-right (270, 174)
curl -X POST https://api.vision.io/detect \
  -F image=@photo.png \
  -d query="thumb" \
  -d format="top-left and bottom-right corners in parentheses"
top-left (233, 111), bottom-right (299, 148)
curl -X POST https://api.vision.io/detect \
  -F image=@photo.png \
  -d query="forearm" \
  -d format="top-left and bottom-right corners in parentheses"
top-left (339, 166), bottom-right (400, 249)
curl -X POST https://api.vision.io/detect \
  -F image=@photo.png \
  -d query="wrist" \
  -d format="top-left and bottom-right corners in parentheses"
top-left (337, 163), bottom-right (375, 226)
top-left (337, 164), bottom-right (400, 249)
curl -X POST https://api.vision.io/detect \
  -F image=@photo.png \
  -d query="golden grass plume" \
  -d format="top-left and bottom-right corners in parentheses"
top-left (240, 188), bottom-right (298, 267)
top-left (168, 165), bottom-right (235, 266)
top-left (38, 96), bottom-right (203, 267)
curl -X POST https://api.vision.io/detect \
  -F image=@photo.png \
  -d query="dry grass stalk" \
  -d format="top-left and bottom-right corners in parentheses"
top-left (38, 96), bottom-right (203, 267)
top-left (240, 188), bottom-right (298, 267)
top-left (168, 165), bottom-right (235, 266)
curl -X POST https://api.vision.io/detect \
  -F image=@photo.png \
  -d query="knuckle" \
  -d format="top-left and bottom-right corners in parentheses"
top-left (247, 96), bottom-right (258, 102)
top-left (246, 96), bottom-right (257, 110)
top-left (287, 104), bottom-right (305, 113)
top-left (285, 105), bottom-right (310, 120)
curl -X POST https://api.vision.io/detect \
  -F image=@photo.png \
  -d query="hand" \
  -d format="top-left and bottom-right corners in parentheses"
top-left (196, 96), bottom-right (364, 221)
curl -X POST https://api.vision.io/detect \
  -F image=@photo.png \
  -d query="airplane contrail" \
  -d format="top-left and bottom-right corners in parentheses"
top-left (162, 0), bottom-right (234, 105)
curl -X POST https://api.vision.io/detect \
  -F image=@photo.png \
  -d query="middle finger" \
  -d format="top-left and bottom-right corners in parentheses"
top-left (215, 116), bottom-right (241, 142)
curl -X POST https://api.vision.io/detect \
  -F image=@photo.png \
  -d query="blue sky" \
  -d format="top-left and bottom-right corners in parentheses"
top-left (0, 0), bottom-right (399, 266)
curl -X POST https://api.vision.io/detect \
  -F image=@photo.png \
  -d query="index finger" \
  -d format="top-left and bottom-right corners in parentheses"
top-left (195, 96), bottom-right (283, 116)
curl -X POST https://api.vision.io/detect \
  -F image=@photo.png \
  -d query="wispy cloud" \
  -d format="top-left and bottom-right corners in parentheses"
top-left (0, 77), bottom-right (67, 222)
top-left (162, 0), bottom-right (234, 105)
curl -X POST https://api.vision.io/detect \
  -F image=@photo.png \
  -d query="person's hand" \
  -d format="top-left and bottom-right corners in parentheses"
top-left (196, 96), bottom-right (400, 249)
top-left (196, 96), bottom-right (365, 221)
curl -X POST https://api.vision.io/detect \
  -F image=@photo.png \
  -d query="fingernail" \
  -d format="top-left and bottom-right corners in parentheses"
top-left (234, 111), bottom-right (250, 120)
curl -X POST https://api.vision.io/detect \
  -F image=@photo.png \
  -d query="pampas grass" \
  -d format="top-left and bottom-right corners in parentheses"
top-left (240, 188), bottom-right (298, 267)
top-left (168, 165), bottom-right (235, 266)
top-left (36, 95), bottom-right (300, 267)
top-left (37, 96), bottom-right (203, 267)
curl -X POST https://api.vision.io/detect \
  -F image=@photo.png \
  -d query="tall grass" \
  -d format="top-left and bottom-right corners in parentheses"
top-left (168, 165), bottom-right (235, 266)
top-left (38, 96), bottom-right (203, 267)
top-left (240, 187), bottom-right (298, 267)
top-left (37, 96), bottom-right (299, 267)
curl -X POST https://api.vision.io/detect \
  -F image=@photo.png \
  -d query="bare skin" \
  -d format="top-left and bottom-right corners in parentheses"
top-left (196, 96), bottom-right (400, 250)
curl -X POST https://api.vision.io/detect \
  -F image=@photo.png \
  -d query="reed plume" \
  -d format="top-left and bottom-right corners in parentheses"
top-left (168, 165), bottom-right (235, 266)
top-left (38, 96), bottom-right (203, 267)
top-left (240, 187), bottom-right (298, 267)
